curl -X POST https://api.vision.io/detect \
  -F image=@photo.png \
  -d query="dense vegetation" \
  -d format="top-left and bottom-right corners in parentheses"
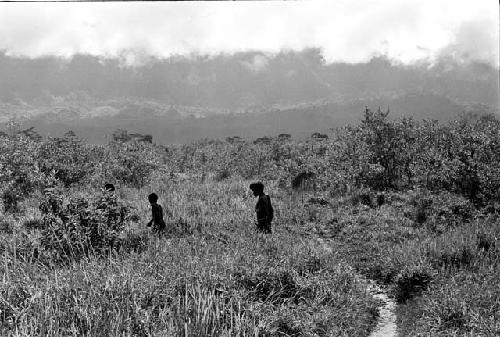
top-left (0, 108), bottom-right (499, 336)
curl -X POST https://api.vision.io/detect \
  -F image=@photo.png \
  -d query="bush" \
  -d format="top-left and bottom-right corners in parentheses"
top-left (38, 132), bottom-right (95, 187)
top-left (38, 188), bottom-right (128, 262)
top-left (0, 135), bottom-right (53, 213)
top-left (425, 193), bottom-right (475, 233)
top-left (104, 141), bottom-right (161, 188)
top-left (408, 190), bottom-right (475, 232)
top-left (394, 267), bottom-right (433, 303)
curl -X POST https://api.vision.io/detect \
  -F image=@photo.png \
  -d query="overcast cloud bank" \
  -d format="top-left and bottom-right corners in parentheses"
top-left (0, 1), bottom-right (497, 67)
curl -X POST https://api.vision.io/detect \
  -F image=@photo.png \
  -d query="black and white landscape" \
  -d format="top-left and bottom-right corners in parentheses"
top-left (0, 1), bottom-right (499, 336)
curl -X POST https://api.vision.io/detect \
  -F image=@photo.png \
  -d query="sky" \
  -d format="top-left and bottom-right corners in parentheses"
top-left (0, 0), bottom-right (498, 67)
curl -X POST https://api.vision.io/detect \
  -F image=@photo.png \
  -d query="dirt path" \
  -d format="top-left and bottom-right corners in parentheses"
top-left (317, 238), bottom-right (398, 337)
top-left (366, 279), bottom-right (398, 337)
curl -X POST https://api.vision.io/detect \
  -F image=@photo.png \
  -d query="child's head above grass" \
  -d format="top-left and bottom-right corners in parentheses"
top-left (148, 193), bottom-right (158, 204)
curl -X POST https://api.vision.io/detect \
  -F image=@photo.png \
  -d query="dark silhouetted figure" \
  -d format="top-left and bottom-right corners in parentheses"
top-left (147, 193), bottom-right (166, 234)
top-left (250, 182), bottom-right (273, 234)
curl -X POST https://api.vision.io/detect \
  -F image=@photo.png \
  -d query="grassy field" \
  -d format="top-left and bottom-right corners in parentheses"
top-left (1, 109), bottom-right (499, 336)
top-left (0, 178), bottom-right (381, 336)
top-left (307, 189), bottom-right (500, 336)
top-left (2, 176), bottom-right (499, 336)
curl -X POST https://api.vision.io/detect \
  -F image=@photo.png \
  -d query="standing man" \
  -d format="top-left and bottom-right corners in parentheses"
top-left (249, 182), bottom-right (274, 234)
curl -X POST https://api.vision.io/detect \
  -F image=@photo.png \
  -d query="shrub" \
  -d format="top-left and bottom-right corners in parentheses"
top-left (0, 135), bottom-right (53, 213)
top-left (425, 193), bottom-right (476, 233)
top-left (394, 267), bottom-right (433, 303)
top-left (38, 188), bottom-right (127, 262)
top-left (408, 190), bottom-right (475, 231)
top-left (38, 132), bottom-right (95, 187)
top-left (104, 141), bottom-right (160, 188)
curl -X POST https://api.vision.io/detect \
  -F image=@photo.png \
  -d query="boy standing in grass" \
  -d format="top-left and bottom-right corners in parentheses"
top-left (250, 182), bottom-right (274, 234)
top-left (147, 193), bottom-right (166, 234)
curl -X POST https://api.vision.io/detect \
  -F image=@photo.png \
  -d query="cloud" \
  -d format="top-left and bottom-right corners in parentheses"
top-left (438, 18), bottom-right (499, 66)
top-left (0, 0), bottom-right (497, 66)
top-left (240, 54), bottom-right (270, 73)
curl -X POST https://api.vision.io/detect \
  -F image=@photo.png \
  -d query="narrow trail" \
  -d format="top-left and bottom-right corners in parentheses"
top-left (366, 280), bottom-right (398, 337)
top-left (316, 238), bottom-right (398, 337)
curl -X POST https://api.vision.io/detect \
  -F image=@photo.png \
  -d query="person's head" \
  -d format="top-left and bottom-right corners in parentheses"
top-left (104, 183), bottom-right (115, 192)
top-left (249, 182), bottom-right (264, 197)
top-left (148, 193), bottom-right (158, 204)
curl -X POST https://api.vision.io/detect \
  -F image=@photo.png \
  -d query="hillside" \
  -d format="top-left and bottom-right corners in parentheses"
top-left (1, 50), bottom-right (498, 144)
top-left (8, 91), bottom-right (467, 144)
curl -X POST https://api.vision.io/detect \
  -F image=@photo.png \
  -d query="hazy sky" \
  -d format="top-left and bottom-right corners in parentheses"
top-left (0, 0), bottom-right (498, 66)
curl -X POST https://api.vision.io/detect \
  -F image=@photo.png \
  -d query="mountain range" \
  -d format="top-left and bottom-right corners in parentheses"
top-left (0, 49), bottom-right (498, 144)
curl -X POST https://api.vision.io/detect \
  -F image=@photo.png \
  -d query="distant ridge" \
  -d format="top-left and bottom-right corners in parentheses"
top-left (1, 50), bottom-right (497, 144)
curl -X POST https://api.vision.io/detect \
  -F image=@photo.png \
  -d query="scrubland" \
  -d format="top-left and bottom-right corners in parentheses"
top-left (0, 109), bottom-right (499, 336)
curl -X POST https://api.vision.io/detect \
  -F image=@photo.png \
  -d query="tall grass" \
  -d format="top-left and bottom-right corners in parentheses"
top-left (2, 110), bottom-right (499, 336)
top-left (0, 178), bottom-right (379, 336)
top-left (304, 188), bottom-right (500, 336)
